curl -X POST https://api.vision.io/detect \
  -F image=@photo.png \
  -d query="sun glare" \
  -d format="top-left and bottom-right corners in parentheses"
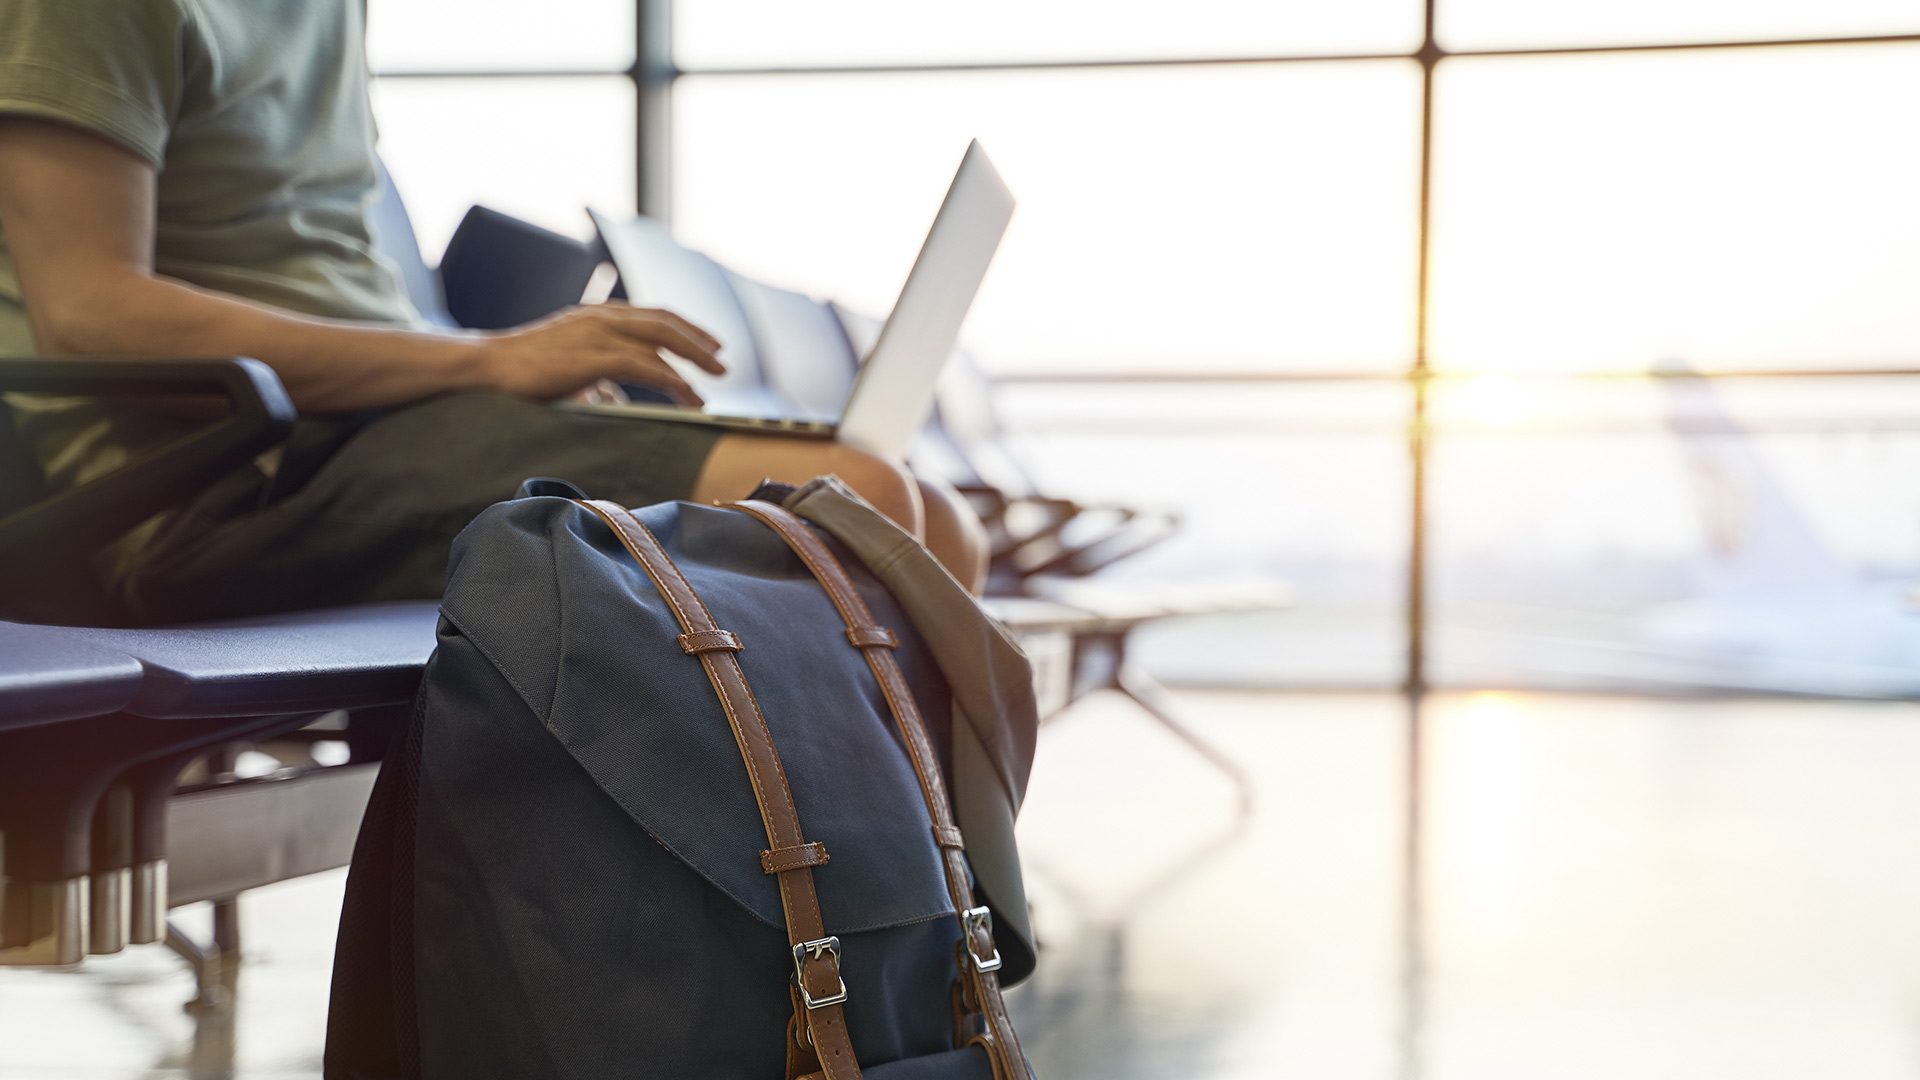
top-left (1454, 373), bottom-right (1534, 428)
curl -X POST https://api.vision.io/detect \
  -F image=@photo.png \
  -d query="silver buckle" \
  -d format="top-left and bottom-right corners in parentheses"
top-left (961, 907), bottom-right (1003, 973)
top-left (792, 936), bottom-right (848, 1008)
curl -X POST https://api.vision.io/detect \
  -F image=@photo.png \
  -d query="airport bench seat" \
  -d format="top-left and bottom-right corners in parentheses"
top-left (0, 603), bottom-right (438, 965)
top-left (0, 622), bottom-right (145, 730)
top-left (50, 601), bottom-right (439, 720)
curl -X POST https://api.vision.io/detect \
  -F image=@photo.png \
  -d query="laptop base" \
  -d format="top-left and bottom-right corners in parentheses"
top-left (556, 400), bottom-right (838, 438)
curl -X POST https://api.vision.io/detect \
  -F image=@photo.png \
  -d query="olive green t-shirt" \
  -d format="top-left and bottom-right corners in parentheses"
top-left (0, 0), bottom-right (419, 488)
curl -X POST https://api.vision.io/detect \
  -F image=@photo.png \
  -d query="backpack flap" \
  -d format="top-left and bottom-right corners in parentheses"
top-left (437, 495), bottom-right (956, 935)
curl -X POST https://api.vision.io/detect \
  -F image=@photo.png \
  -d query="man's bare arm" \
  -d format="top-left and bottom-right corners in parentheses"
top-left (0, 118), bottom-right (723, 412)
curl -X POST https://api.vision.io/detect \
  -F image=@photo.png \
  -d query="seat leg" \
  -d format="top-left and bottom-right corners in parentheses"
top-left (127, 750), bottom-right (198, 947)
top-left (165, 900), bottom-right (240, 1076)
top-left (0, 712), bottom-right (309, 967)
top-left (212, 896), bottom-right (240, 977)
top-left (1114, 661), bottom-right (1255, 823)
top-left (0, 876), bottom-right (87, 965)
top-left (130, 858), bottom-right (167, 946)
top-left (165, 894), bottom-right (240, 1014)
top-left (165, 918), bottom-right (225, 1013)
top-left (87, 785), bottom-right (133, 955)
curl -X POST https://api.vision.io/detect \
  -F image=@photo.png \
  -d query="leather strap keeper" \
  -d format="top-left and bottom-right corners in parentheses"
top-left (933, 825), bottom-right (966, 850)
top-left (679, 628), bottom-right (744, 654)
top-left (846, 625), bottom-right (898, 649)
top-left (762, 842), bottom-right (832, 874)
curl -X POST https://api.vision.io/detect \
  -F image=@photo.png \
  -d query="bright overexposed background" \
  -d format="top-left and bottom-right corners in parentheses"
top-left (365, 0), bottom-right (1920, 695)
top-left (1430, 45), bottom-right (1920, 374)
top-left (674, 0), bottom-right (1424, 67)
top-left (1437, 0), bottom-right (1920, 50)
top-left (367, 4), bottom-right (1920, 379)
top-left (672, 63), bottom-right (1422, 375)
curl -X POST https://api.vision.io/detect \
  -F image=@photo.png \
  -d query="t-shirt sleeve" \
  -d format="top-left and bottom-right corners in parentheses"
top-left (0, 0), bottom-right (185, 167)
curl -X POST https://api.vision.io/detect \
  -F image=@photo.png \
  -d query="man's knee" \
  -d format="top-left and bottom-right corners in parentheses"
top-left (820, 445), bottom-right (921, 530)
top-left (916, 476), bottom-right (988, 593)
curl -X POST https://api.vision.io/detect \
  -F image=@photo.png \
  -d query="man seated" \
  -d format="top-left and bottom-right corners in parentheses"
top-left (0, 0), bottom-right (984, 624)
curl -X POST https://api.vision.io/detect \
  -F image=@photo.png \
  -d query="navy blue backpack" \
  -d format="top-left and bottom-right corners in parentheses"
top-left (324, 477), bottom-right (1039, 1079)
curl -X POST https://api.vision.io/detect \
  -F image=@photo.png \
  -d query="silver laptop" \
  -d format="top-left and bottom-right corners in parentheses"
top-left (569, 141), bottom-right (1014, 461)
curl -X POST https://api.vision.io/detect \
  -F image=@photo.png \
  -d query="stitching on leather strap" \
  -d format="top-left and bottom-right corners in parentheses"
top-left (680, 628), bottom-right (743, 654)
top-left (761, 842), bottom-right (831, 874)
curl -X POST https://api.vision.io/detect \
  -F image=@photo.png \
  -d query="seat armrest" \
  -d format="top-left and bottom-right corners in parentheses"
top-left (0, 356), bottom-right (296, 572)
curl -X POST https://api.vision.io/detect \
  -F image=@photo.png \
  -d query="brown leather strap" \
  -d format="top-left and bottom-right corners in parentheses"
top-left (578, 500), bottom-right (862, 1080)
top-left (732, 500), bottom-right (1034, 1080)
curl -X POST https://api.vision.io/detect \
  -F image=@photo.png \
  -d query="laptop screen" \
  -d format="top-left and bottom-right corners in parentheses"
top-left (834, 141), bottom-right (1015, 460)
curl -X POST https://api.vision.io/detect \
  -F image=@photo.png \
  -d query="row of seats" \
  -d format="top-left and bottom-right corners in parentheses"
top-left (0, 167), bottom-right (1260, 977)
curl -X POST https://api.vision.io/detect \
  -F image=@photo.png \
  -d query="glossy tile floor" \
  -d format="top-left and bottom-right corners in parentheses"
top-left (7, 689), bottom-right (1920, 1078)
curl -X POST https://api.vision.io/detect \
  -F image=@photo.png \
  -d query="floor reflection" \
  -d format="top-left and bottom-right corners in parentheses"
top-left (1007, 691), bottom-right (1405, 1080)
top-left (8, 690), bottom-right (1920, 1078)
top-left (1417, 691), bottom-right (1920, 1080)
top-left (0, 872), bottom-right (340, 1079)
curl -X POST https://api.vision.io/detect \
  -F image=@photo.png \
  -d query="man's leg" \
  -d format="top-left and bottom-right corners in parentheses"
top-left (916, 477), bottom-right (988, 595)
top-left (690, 434), bottom-right (923, 534)
top-left (690, 434), bottom-right (987, 592)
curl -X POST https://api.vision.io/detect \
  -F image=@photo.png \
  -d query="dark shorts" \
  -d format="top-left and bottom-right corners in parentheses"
top-left (123, 391), bottom-right (722, 624)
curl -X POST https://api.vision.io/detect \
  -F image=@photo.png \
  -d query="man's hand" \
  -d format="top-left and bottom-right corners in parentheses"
top-left (478, 303), bottom-right (725, 406)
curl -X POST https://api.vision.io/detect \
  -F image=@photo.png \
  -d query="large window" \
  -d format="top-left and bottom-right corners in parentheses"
top-left (1430, 45), bottom-right (1920, 373)
top-left (366, 0), bottom-right (640, 256)
top-left (674, 64), bottom-right (1421, 374)
top-left (367, 1), bottom-right (1920, 696)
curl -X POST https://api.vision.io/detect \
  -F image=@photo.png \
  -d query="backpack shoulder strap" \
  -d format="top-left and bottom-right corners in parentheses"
top-left (731, 499), bottom-right (1033, 1080)
top-left (576, 500), bottom-right (862, 1080)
